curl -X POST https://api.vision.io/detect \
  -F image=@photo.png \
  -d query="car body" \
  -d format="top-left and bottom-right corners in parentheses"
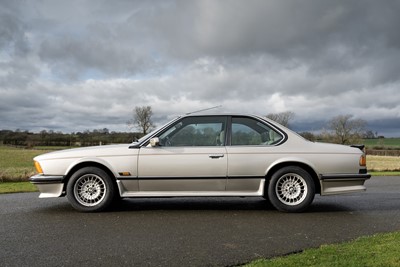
top-left (30, 114), bottom-right (371, 212)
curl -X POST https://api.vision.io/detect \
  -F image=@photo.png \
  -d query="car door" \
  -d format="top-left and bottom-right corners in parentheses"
top-left (137, 116), bottom-right (228, 192)
top-left (225, 116), bottom-right (285, 193)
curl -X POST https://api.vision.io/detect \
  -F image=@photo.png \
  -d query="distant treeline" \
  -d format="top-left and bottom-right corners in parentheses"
top-left (0, 128), bottom-right (396, 150)
top-left (0, 129), bottom-right (143, 147)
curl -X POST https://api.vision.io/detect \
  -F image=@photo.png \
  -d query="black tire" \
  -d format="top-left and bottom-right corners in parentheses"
top-left (67, 167), bottom-right (115, 212)
top-left (268, 166), bottom-right (315, 213)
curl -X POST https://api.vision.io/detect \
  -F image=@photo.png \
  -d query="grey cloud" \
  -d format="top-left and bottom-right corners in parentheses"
top-left (0, 4), bottom-right (39, 88)
top-left (0, 10), bottom-right (29, 56)
top-left (38, 24), bottom-right (156, 80)
top-left (0, 0), bottom-right (399, 137)
top-left (368, 118), bottom-right (400, 137)
top-left (19, 0), bottom-right (400, 84)
top-left (150, 2), bottom-right (375, 54)
top-left (148, 1), bottom-right (400, 81)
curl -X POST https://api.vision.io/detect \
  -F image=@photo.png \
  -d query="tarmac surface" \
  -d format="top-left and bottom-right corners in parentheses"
top-left (1, 176), bottom-right (399, 267)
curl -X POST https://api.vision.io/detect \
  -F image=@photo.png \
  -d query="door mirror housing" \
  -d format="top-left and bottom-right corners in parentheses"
top-left (150, 137), bottom-right (160, 147)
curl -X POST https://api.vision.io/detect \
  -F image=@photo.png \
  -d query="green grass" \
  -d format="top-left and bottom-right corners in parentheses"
top-left (0, 146), bottom-right (52, 182)
top-left (0, 182), bottom-right (38, 194)
top-left (244, 232), bottom-right (400, 267)
top-left (363, 138), bottom-right (400, 149)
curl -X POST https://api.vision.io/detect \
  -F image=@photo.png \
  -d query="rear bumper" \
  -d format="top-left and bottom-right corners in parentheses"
top-left (29, 174), bottom-right (65, 198)
top-left (320, 173), bottom-right (371, 195)
top-left (320, 174), bottom-right (371, 180)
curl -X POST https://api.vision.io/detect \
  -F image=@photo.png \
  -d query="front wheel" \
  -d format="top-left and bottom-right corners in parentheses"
top-left (268, 166), bottom-right (315, 212)
top-left (67, 167), bottom-right (115, 212)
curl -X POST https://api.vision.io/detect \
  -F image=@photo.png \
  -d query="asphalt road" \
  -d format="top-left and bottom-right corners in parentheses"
top-left (1, 176), bottom-right (400, 267)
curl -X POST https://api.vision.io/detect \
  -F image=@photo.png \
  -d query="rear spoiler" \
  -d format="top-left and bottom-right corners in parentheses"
top-left (351, 144), bottom-right (365, 151)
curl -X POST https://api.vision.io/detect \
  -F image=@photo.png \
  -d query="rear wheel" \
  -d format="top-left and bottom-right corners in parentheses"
top-left (67, 167), bottom-right (115, 212)
top-left (268, 166), bottom-right (315, 212)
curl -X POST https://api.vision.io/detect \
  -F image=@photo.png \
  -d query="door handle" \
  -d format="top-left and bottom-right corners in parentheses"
top-left (209, 154), bottom-right (224, 159)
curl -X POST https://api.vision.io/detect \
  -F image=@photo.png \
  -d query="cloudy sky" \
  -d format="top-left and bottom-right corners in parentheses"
top-left (1, 0), bottom-right (400, 136)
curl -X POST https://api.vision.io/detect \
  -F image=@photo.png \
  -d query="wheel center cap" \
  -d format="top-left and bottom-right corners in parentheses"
top-left (86, 184), bottom-right (96, 194)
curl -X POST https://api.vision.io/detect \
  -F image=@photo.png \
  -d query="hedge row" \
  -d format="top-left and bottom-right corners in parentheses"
top-left (366, 149), bottom-right (400, 156)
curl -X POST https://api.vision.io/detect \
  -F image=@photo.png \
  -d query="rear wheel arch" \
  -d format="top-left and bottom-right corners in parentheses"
top-left (267, 165), bottom-right (316, 212)
top-left (265, 162), bottom-right (321, 195)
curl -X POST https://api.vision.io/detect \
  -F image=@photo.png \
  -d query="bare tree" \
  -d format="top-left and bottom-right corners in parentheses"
top-left (299, 132), bottom-right (316, 142)
top-left (266, 111), bottom-right (295, 128)
top-left (127, 106), bottom-right (155, 135)
top-left (327, 114), bottom-right (366, 144)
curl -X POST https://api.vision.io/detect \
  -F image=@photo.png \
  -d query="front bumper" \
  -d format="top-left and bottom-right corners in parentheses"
top-left (320, 173), bottom-right (371, 195)
top-left (29, 174), bottom-right (65, 198)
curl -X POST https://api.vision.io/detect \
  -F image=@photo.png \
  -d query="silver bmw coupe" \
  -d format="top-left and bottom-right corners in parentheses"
top-left (30, 114), bottom-right (370, 212)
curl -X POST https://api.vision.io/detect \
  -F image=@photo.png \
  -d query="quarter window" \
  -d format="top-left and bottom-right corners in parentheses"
top-left (231, 117), bottom-right (283, 146)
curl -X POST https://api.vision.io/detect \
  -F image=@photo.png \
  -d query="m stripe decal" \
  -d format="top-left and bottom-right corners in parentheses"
top-left (117, 176), bottom-right (264, 180)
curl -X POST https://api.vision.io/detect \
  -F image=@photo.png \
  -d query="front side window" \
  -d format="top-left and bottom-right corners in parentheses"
top-left (231, 117), bottom-right (283, 146)
top-left (159, 116), bottom-right (226, 147)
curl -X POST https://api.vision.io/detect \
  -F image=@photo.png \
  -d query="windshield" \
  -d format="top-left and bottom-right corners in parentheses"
top-left (131, 116), bottom-right (182, 145)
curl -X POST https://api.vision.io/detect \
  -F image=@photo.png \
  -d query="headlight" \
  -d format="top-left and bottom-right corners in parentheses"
top-left (34, 161), bottom-right (44, 174)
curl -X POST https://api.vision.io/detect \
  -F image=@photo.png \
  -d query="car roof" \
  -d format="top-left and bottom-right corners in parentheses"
top-left (182, 113), bottom-right (261, 117)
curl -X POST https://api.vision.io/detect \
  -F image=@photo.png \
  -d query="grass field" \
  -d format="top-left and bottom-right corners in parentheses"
top-left (368, 155), bottom-right (400, 172)
top-left (245, 231), bottom-right (400, 267)
top-left (0, 182), bottom-right (38, 194)
top-left (363, 138), bottom-right (400, 149)
top-left (0, 146), bottom-right (52, 182)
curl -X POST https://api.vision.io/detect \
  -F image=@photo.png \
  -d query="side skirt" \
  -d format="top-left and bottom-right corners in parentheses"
top-left (116, 178), bottom-right (265, 198)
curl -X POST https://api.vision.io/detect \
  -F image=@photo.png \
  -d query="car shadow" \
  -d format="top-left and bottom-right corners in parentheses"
top-left (33, 196), bottom-right (365, 214)
top-left (108, 197), bottom-right (356, 213)
top-left (110, 197), bottom-right (275, 212)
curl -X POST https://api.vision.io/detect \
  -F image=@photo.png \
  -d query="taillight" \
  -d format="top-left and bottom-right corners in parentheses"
top-left (359, 155), bottom-right (367, 167)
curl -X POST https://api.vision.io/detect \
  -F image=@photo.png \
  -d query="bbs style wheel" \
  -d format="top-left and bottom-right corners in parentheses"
top-left (67, 167), bottom-right (115, 212)
top-left (268, 166), bottom-right (315, 213)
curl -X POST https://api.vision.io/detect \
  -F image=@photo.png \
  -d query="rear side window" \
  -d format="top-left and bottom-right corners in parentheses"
top-left (231, 117), bottom-right (283, 146)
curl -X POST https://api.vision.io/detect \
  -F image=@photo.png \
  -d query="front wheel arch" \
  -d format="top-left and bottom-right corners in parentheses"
top-left (64, 162), bottom-right (118, 194)
top-left (66, 166), bottom-right (116, 212)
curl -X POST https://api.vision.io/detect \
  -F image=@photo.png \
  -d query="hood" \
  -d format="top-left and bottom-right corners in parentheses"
top-left (34, 144), bottom-right (133, 161)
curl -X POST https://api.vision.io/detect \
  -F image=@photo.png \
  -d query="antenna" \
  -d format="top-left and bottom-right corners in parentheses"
top-left (185, 105), bottom-right (222, 115)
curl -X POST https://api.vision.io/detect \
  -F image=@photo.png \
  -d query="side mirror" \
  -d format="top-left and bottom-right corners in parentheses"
top-left (149, 137), bottom-right (160, 147)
